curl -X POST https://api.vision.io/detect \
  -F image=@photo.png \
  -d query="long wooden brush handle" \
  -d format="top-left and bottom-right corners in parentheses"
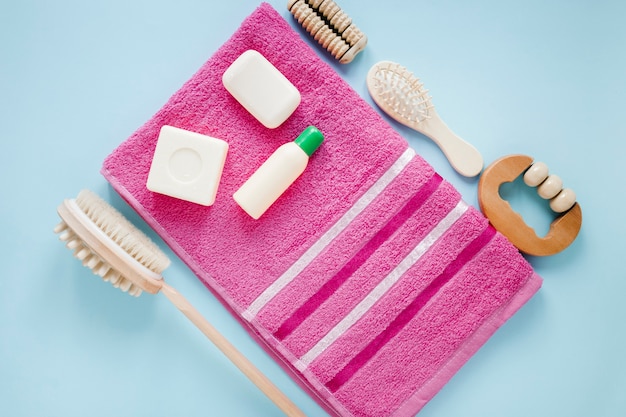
top-left (160, 283), bottom-right (305, 417)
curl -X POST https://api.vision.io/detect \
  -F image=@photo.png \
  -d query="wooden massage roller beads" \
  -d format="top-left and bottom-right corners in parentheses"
top-left (478, 155), bottom-right (582, 256)
top-left (522, 161), bottom-right (577, 213)
top-left (288, 0), bottom-right (367, 64)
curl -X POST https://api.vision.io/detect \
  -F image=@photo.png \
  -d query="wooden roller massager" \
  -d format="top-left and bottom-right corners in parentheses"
top-left (478, 154), bottom-right (582, 257)
top-left (288, 0), bottom-right (367, 64)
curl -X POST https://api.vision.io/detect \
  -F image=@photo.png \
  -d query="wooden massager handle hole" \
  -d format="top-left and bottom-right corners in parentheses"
top-left (478, 155), bottom-right (582, 256)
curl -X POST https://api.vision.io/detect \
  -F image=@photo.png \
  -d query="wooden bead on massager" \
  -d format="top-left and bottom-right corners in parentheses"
top-left (537, 174), bottom-right (563, 199)
top-left (550, 188), bottom-right (577, 213)
top-left (523, 161), bottom-right (548, 186)
top-left (287, 0), bottom-right (368, 64)
top-left (478, 154), bottom-right (582, 256)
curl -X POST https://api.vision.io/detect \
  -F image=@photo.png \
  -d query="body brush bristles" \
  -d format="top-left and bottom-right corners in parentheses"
top-left (54, 189), bottom-right (168, 296)
top-left (54, 190), bottom-right (305, 417)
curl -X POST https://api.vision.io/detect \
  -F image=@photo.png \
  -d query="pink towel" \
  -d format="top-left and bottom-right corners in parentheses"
top-left (101, 3), bottom-right (542, 416)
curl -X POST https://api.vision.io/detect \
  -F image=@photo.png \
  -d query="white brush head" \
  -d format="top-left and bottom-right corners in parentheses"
top-left (366, 61), bottom-right (434, 127)
top-left (55, 190), bottom-right (170, 296)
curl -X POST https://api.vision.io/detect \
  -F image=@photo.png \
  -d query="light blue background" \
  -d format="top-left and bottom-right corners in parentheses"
top-left (1, 1), bottom-right (624, 416)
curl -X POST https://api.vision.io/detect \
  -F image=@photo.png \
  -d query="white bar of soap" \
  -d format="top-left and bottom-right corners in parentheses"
top-left (146, 125), bottom-right (228, 206)
top-left (222, 50), bottom-right (301, 129)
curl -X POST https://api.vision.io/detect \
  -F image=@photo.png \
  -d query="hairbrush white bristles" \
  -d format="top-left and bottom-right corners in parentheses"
top-left (288, 0), bottom-right (367, 64)
top-left (54, 190), bottom-right (305, 417)
top-left (366, 61), bottom-right (483, 177)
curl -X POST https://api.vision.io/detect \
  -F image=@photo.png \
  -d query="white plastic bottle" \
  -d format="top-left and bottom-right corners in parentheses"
top-left (233, 126), bottom-right (324, 219)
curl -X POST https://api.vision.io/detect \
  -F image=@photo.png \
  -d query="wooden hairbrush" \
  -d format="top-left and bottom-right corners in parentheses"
top-left (478, 155), bottom-right (582, 256)
top-left (367, 61), bottom-right (483, 177)
top-left (288, 0), bottom-right (367, 64)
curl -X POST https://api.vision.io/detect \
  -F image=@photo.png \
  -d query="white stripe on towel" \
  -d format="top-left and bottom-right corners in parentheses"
top-left (243, 147), bottom-right (416, 321)
top-left (297, 200), bottom-right (468, 369)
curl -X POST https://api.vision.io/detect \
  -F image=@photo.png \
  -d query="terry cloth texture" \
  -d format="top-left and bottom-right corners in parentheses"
top-left (101, 3), bottom-right (542, 416)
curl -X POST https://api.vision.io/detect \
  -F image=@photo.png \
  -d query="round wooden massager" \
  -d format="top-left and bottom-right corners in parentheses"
top-left (478, 154), bottom-right (582, 256)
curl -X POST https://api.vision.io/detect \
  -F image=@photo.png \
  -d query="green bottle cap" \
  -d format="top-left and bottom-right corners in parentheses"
top-left (294, 126), bottom-right (324, 157)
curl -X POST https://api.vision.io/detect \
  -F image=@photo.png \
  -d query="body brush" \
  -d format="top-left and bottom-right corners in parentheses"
top-left (54, 189), bottom-right (304, 417)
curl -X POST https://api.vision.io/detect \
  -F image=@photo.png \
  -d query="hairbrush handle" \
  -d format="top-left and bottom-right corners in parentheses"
top-left (418, 110), bottom-right (483, 177)
top-left (160, 283), bottom-right (305, 417)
